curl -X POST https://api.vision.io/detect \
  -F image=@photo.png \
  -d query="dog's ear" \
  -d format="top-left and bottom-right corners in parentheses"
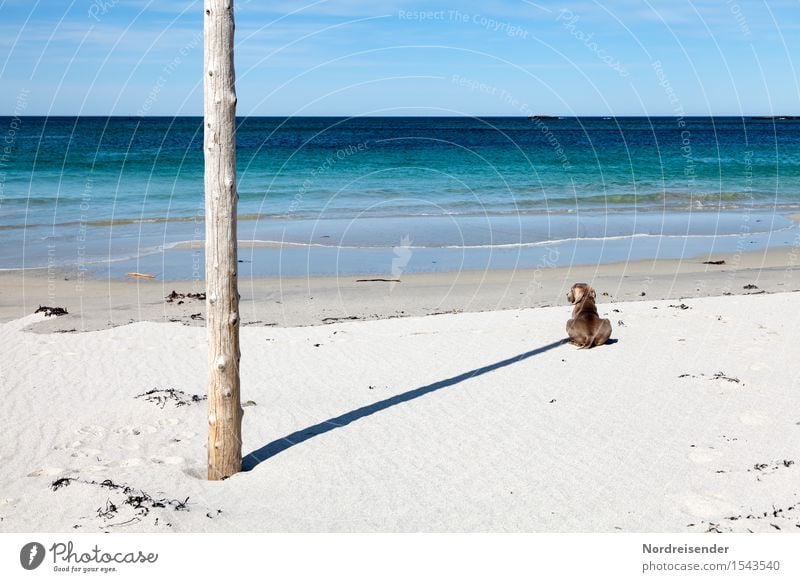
top-left (590, 288), bottom-right (596, 299)
top-left (567, 284), bottom-right (578, 303)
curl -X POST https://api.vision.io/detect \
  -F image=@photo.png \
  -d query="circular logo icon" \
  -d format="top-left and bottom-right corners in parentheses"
top-left (20, 542), bottom-right (46, 570)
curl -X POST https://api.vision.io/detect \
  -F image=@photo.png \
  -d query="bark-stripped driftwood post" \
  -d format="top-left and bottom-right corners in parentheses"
top-left (204, 0), bottom-right (242, 480)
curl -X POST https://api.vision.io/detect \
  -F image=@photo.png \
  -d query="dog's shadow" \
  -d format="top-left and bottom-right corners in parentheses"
top-left (242, 338), bottom-right (569, 471)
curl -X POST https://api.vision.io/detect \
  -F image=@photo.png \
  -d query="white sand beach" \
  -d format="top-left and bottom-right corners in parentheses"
top-left (1, 267), bottom-right (798, 532)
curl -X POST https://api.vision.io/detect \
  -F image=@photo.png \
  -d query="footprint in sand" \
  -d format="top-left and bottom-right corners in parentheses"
top-left (119, 458), bottom-right (143, 467)
top-left (76, 425), bottom-right (105, 437)
top-left (114, 425), bottom-right (159, 437)
top-left (749, 362), bottom-right (772, 372)
top-left (149, 456), bottom-right (185, 465)
top-left (182, 465), bottom-right (207, 479)
top-left (70, 447), bottom-right (102, 459)
top-left (681, 493), bottom-right (739, 519)
top-left (739, 412), bottom-right (770, 426)
top-left (688, 448), bottom-right (721, 464)
top-left (26, 467), bottom-right (65, 477)
top-left (53, 440), bottom-right (82, 452)
top-left (115, 426), bottom-right (139, 436)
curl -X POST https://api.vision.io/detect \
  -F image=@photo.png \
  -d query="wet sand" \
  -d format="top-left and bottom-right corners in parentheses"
top-left (1, 245), bottom-right (798, 333)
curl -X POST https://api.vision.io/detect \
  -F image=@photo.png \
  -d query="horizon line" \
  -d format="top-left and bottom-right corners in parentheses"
top-left (1, 114), bottom-right (798, 118)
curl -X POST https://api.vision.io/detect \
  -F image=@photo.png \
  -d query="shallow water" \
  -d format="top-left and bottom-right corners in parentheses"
top-left (2, 116), bottom-right (799, 278)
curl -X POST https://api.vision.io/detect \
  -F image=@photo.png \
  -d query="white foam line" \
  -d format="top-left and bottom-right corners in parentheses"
top-left (163, 226), bottom-right (797, 253)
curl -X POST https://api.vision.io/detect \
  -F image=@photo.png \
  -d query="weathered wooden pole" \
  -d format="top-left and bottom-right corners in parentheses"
top-left (204, 0), bottom-right (242, 480)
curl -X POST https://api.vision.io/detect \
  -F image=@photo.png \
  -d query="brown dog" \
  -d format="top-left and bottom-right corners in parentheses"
top-left (566, 283), bottom-right (612, 349)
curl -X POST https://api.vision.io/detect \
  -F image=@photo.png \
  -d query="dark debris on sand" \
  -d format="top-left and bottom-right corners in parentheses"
top-left (749, 459), bottom-right (795, 474)
top-left (710, 371), bottom-right (741, 384)
top-left (50, 477), bottom-right (200, 528)
top-left (691, 495), bottom-right (800, 533)
top-left (703, 260), bottom-right (726, 265)
top-left (51, 477), bottom-right (72, 491)
top-left (134, 388), bottom-right (207, 409)
top-left (165, 290), bottom-right (206, 303)
top-left (35, 305), bottom-right (68, 317)
top-left (321, 315), bottom-right (361, 324)
top-left (678, 371), bottom-right (742, 385)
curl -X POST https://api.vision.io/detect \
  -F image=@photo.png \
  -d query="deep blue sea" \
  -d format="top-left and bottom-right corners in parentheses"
top-left (1, 116), bottom-right (799, 278)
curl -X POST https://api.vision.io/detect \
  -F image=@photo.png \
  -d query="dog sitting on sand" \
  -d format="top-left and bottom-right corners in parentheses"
top-left (566, 283), bottom-right (612, 349)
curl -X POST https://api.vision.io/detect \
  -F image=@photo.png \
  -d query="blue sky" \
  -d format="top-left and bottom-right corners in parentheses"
top-left (1, 0), bottom-right (798, 116)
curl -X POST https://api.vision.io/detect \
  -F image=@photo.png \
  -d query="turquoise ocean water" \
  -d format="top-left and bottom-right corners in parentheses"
top-left (1, 116), bottom-right (799, 278)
